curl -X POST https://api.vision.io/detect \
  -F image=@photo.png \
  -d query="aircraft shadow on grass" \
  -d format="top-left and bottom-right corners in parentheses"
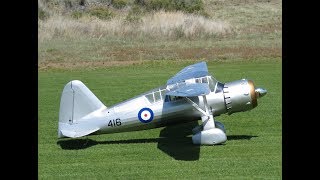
top-left (227, 135), bottom-right (258, 140)
top-left (57, 122), bottom-right (257, 161)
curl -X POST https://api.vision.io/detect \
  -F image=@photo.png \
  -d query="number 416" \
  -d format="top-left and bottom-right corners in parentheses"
top-left (108, 118), bottom-right (121, 127)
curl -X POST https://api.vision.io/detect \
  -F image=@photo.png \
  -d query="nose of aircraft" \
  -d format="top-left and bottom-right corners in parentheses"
top-left (255, 88), bottom-right (267, 98)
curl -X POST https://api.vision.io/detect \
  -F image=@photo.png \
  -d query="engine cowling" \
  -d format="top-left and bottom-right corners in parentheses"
top-left (223, 79), bottom-right (266, 114)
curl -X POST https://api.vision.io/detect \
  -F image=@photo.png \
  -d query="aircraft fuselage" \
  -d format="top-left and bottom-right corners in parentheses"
top-left (78, 82), bottom-right (227, 136)
top-left (58, 62), bottom-right (267, 145)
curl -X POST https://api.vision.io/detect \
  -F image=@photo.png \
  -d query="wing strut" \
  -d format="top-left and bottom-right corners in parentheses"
top-left (202, 95), bottom-right (216, 129)
top-left (185, 95), bottom-right (216, 134)
top-left (185, 97), bottom-right (208, 117)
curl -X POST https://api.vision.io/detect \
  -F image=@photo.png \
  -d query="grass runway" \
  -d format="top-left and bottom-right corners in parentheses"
top-left (38, 59), bottom-right (281, 179)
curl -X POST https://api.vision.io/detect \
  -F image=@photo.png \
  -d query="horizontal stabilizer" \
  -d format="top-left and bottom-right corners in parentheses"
top-left (167, 62), bottom-right (208, 85)
top-left (166, 83), bottom-right (211, 97)
top-left (59, 122), bottom-right (100, 138)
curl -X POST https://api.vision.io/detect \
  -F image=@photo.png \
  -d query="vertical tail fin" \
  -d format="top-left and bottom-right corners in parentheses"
top-left (58, 80), bottom-right (105, 138)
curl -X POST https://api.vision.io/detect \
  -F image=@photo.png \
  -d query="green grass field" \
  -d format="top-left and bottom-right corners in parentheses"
top-left (38, 58), bottom-right (281, 179)
top-left (39, 0), bottom-right (282, 178)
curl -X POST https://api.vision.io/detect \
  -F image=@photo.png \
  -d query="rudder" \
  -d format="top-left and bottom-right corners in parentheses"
top-left (58, 80), bottom-right (105, 138)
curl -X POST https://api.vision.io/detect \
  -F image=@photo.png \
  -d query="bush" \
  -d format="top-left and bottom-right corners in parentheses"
top-left (71, 10), bottom-right (83, 19)
top-left (134, 0), bottom-right (204, 14)
top-left (125, 5), bottom-right (144, 23)
top-left (63, 0), bottom-right (86, 9)
top-left (112, 0), bottom-right (128, 9)
top-left (182, 0), bottom-right (204, 13)
top-left (88, 7), bottom-right (114, 20)
top-left (39, 8), bottom-right (49, 20)
top-left (145, 0), bottom-right (170, 11)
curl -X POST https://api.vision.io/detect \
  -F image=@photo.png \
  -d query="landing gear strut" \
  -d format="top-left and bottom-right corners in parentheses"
top-left (185, 95), bottom-right (227, 145)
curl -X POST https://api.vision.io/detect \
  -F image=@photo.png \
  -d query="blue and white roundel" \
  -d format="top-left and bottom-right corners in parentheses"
top-left (138, 108), bottom-right (154, 123)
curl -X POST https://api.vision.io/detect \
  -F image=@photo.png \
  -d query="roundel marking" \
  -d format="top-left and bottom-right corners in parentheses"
top-left (138, 108), bottom-right (154, 123)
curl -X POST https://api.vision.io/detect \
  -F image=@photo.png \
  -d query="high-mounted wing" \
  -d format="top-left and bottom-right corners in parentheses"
top-left (167, 62), bottom-right (208, 85)
top-left (166, 83), bottom-right (211, 97)
top-left (165, 62), bottom-right (211, 97)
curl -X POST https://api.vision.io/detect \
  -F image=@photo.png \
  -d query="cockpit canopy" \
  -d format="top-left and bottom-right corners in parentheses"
top-left (145, 88), bottom-right (166, 103)
top-left (144, 75), bottom-right (219, 104)
top-left (167, 75), bottom-right (218, 92)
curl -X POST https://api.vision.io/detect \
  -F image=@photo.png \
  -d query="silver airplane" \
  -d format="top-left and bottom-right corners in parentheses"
top-left (58, 62), bottom-right (267, 145)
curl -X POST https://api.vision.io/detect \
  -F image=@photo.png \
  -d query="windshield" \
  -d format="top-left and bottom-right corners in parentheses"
top-left (207, 75), bottom-right (218, 92)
